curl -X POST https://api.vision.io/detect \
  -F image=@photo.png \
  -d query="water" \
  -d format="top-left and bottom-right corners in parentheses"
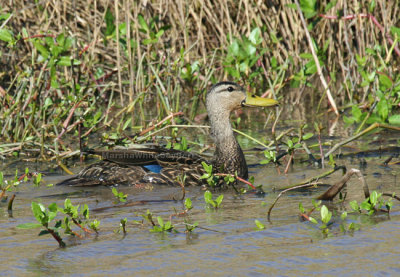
top-left (1, 109), bottom-right (400, 276)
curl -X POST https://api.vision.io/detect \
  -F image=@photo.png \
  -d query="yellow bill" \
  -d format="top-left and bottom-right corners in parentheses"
top-left (242, 92), bottom-right (279, 107)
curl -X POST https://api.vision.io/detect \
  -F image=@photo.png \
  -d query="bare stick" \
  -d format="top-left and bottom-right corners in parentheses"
top-left (267, 166), bottom-right (346, 221)
top-left (316, 168), bottom-right (369, 200)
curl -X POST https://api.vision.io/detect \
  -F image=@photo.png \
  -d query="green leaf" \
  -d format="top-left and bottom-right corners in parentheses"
top-left (299, 202), bottom-right (305, 213)
top-left (248, 28), bottom-right (261, 45)
top-left (157, 216), bottom-right (164, 227)
top-left (184, 198), bottom-right (192, 210)
top-left (287, 139), bottom-right (293, 148)
top-left (57, 56), bottom-right (81, 66)
top-left (155, 29), bottom-right (165, 38)
top-left (138, 14), bottom-right (149, 33)
top-left (300, 0), bottom-right (317, 19)
top-left (378, 73), bottom-right (393, 90)
top-left (377, 98), bottom-right (389, 121)
top-left (320, 205), bottom-right (332, 224)
top-left (351, 105), bottom-right (362, 121)
top-left (0, 28), bottom-right (13, 42)
top-left (204, 190), bottom-right (213, 204)
top-left (38, 230), bottom-right (51, 236)
top-left (370, 191), bottom-right (378, 206)
top-left (360, 200), bottom-right (372, 211)
top-left (349, 200), bottom-right (359, 211)
top-left (82, 204), bottom-right (89, 219)
top-left (31, 202), bottom-right (45, 222)
top-left (356, 54), bottom-right (367, 67)
top-left (215, 194), bottom-right (224, 206)
top-left (32, 41), bottom-right (49, 59)
top-left (164, 221), bottom-right (172, 230)
top-left (286, 3), bottom-right (297, 9)
top-left (302, 133), bottom-right (313, 140)
top-left (340, 211), bottom-right (347, 220)
top-left (228, 40), bottom-right (240, 56)
top-left (64, 198), bottom-right (72, 209)
top-left (369, 0), bottom-right (376, 12)
top-left (104, 8), bottom-right (116, 37)
top-left (270, 32), bottom-right (279, 44)
top-left (390, 26), bottom-right (400, 38)
top-left (299, 52), bottom-right (313, 59)
top-left (388, 114), bottom-right (400, 125)
top-left (123, 118), bottom-right (132, 130)
top-left (16, 223), bottom-right (43, 229)
top-left (308, 216), bottom-right (318, 224)
top-left (325, 0), bottom-right (338, 12)
top-left (0, 13), bottom-right (11, 20)
top-left (48, 202), bottom-right (58, 212)
top-left (305, 62), bottom-right (317, 75)
top-left (254, 219), bottom-right (265, 230)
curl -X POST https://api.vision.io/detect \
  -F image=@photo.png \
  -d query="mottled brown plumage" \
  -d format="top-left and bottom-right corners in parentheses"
top-left (57, 82), bottom-right (278, 187)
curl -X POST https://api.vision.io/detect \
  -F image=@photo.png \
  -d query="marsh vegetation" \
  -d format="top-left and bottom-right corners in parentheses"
top-left (0, 0), bottom-right (400, 275)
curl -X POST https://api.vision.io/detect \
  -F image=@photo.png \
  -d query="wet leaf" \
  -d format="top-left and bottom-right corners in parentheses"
top-left (255, 219), bottom-right (265, 230)
top-left (16, 223), bottom-right (43, 229)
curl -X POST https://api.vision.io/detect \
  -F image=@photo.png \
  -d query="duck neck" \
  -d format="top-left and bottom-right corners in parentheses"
top-left (208, 111), bottom-right (248, 179)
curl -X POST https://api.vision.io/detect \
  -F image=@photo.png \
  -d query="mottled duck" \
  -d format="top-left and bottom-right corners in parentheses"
top-left (57, 82), bottom-right (278, 187)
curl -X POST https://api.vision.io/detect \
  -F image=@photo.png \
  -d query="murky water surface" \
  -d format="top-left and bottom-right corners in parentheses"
top-left (1, 108), bottom-right (399, 276)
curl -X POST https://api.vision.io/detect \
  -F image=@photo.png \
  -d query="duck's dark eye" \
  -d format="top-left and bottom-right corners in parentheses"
top-left (227, 86), bottom-right (234, 92)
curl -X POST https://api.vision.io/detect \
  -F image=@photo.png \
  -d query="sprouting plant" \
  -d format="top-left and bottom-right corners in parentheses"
top-left (200, 162), bottom-right (219, 187)
top-left (180, 61), bottom-right (200, 84)
top-left (150, 216), bottom-right (176, 233)
top-left (90, 219), bottom-right (101, 234)
top-left (16, 202), bottom-right (66, 247)
top-left (118, 218), bottom-right (128, 234)
top-left (304, 204), bottom-right (332, 236)
top-left (0, 170), bottom-right (20, 199)
top-left (184, 197), bottom-right (193, 211)
top-left (319, 205), bottom-right (332, 233)
top-left (223, 174), bottom-right (235, 185)
top-left (176, 198), bottom-right (198, 233)
top-left (204, 190), bottom-right (223, 209)
top-left (32, 173), bottom-right (42, 187)
top-left (338, 211), bottom-right (359, 233)
top-left (0, 14), bottom-right (19, 48)
top-left (166, 136), bottom-right (190, 151)
top-left (254, 219), bottom-right (265, 230)
top-left (350, 191), bottom-right (393, 215)
top-left (260, 150), bottom-right (276, 165)
top-left (17, 199), bottom-right (99, 247)
top-left (141, 210), bottom-right (156, 225)
top-left (112, 187), bottom-right (128, 203)
top-left (137, 14), bottom-right (169, 46)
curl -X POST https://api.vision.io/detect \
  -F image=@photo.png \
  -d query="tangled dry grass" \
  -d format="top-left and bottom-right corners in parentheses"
top-left (1, 0), bottom-right (399, 94)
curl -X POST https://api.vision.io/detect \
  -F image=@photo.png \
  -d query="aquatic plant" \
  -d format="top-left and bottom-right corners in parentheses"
top-left (204, 190), bottom-right (224, 209)
top-left (111, 187), bottom-right (128, 203)
top-left (17, 199), bottom-right (99, 247)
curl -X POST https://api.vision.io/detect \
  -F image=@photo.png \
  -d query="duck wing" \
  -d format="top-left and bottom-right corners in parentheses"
top-left (57, 147), bottom-right (208, 187)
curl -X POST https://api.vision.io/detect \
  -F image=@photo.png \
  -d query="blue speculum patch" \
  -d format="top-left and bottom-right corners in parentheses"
top-left (143, 164), bottom-right (163, 173)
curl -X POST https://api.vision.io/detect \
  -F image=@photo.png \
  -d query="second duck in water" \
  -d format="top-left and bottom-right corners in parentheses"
top-left (57, 82), bottom-right (278, 187)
